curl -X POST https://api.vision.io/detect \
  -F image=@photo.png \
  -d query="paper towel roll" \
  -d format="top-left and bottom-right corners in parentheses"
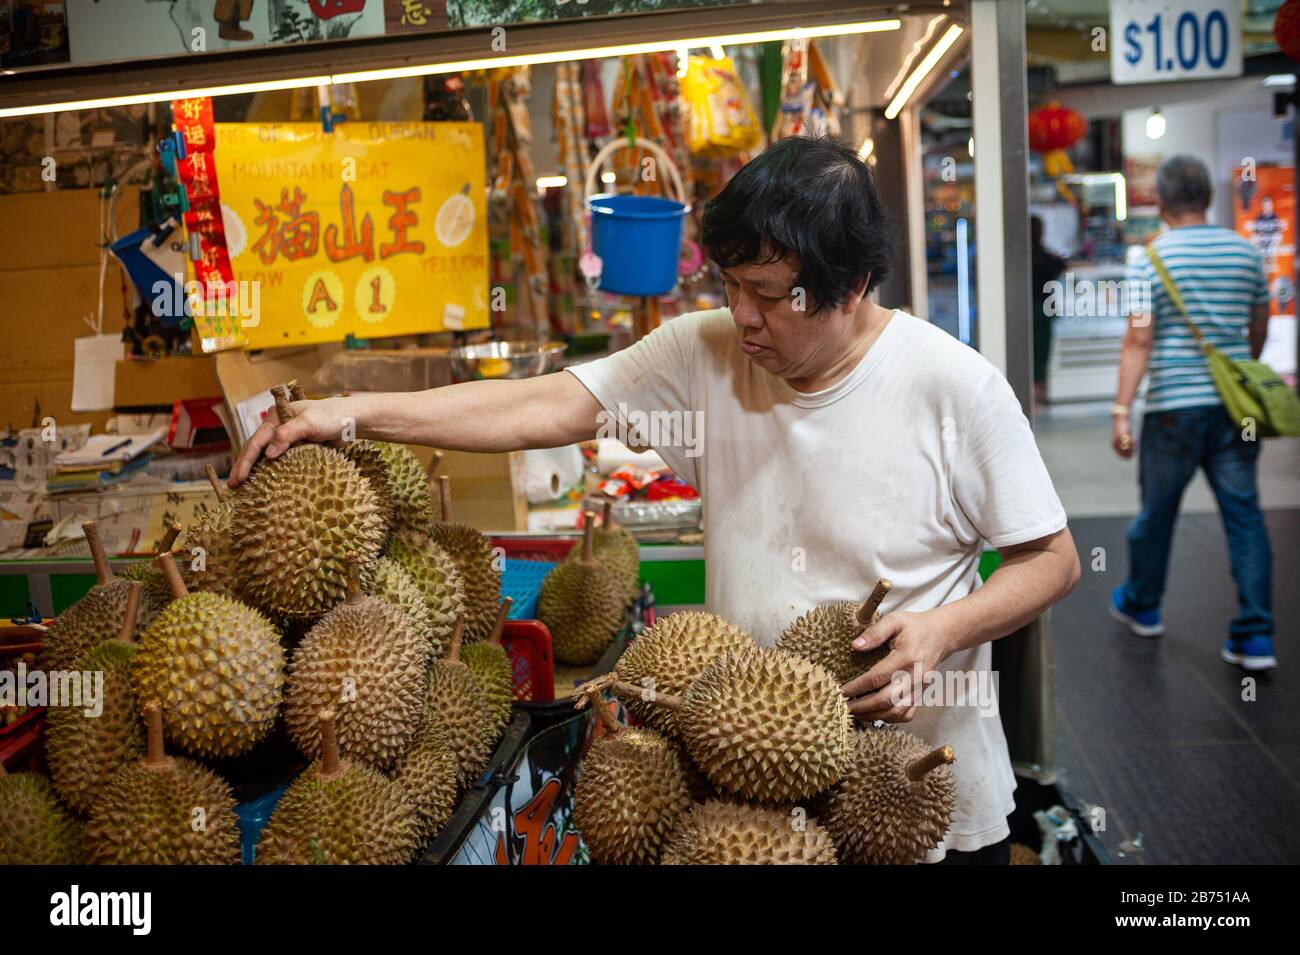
top-left (524, 466), bottom-right (563, 503)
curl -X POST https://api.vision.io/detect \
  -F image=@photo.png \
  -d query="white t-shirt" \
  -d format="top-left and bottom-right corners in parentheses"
top-left (568, 308), bottom-right (1068, 857)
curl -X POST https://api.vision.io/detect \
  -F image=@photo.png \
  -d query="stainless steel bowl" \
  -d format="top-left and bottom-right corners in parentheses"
top-left (446, 340), bottom-right (568, 381)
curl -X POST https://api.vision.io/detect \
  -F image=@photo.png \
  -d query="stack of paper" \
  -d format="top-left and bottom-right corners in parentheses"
top-left (48, 428), bottom-right (166, 494)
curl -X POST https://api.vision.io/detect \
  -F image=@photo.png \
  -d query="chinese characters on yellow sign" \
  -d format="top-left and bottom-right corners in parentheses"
top-left (212, 122), bottom-right (488, 349)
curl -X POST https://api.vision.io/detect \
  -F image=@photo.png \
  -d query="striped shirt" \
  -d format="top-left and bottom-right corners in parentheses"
top-left (1125, 224), bottom-right (1268, 413)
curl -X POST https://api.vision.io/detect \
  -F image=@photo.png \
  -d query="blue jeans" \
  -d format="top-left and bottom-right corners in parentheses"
top-left (1121, 405), bottom-right (1273, 638)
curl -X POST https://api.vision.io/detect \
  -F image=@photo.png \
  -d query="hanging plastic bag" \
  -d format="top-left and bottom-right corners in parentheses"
top-left (680, 56), bottom-right (762, 158)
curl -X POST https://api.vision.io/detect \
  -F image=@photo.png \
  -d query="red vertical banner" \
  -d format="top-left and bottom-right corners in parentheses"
top-left (172, 97), bottom-right (244, 350)
top-left (1234, 164), bottom-right (1296, 321)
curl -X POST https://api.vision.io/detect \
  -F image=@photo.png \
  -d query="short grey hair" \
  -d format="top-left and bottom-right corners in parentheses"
top-left (1156, 155), bottom-right (1212, 214)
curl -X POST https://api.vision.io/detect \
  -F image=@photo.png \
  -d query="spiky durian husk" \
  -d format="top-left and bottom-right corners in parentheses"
top-left (680, 647), bottom-right (852, 804)
top-left (538, 560), bottom-right (624, 665)
top-left (340, 440), bottom-right (396, 538)
top-left (368, 557), bottom-right (438, 660)
top-left (45, 641), bottom-right (145, 815)
top-left (776, 602), bottom-right (888, 685)
top-left (391, 709), bottom-right (459, 842)
top-left (255, 761), bottom-right (419, 865)
top-left (428, 522), bottom-right (501, 643)
top-left (460, 641), bottom-right (513, 740)
top-left (118, 561), bottom-right (175, 612)
top-left (387, 530), bottom-right (465, 655)
top-left (660, 800), bottom-right (838, 865)
top-left (132, 593), bottom-right (285, 759)
top-left (585, 525), bottom-right (640, 603)
top-left (616, 612), bottom-right (753, 739)
top-left (574, 727), bottom-right (693, 864)
top-left (378, 443), bottom-right (435, 536)
top-left (284, 597), bottom-right (427, 773)
top-left (231, 444), bottom-right (386, 620)
top-left (816, 727), bottom-right (956, 865)
top-left (85, 757), bottom-right (240, 864)
top-left (426, 661), bottom-right (494, 789)
top-left (0, 773), bottom-right (85, 864)
top-left (673, 743), bottom-right (718, 803)
top-left (177, 501), bottom-right (244, 601)
top-left (43, 579), bottom-right (159, 673)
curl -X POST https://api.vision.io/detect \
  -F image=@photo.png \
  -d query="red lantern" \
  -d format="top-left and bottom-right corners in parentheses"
top-left (1027, 102), bottom-right (1087, 154)
top-left (1276, 0), bottom-right (1300, 62)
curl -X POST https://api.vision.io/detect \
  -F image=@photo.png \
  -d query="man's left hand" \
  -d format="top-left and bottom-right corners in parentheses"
top-left (839, 610), bottom-right (952, 723)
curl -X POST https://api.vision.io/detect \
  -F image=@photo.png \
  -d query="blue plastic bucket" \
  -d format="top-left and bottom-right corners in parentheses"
top-left (589, 193), bottom-right (689, 296)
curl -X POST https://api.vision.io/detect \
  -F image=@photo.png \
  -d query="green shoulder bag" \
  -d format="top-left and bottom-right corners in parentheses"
top-left (1146, 246), bottom-right (1300, 438)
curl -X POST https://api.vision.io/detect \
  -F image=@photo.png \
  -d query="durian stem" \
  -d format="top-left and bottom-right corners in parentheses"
top-left (272, 384), bottom-right (295, 423)
top-left (82, 520), bottom-right (112, 586)
top-left (580, 512), bottom-right (596, 564)
top-left (601, 500), bottom-right (614, 529)
top-left (344, 555), bottom-right (362, 605)
top-left (425, 450), bottom-right (444, 483)
top-left (592, 698), bottom-right (624, 736)
top-left (118, 581), bottom-right (143, 643)
top-left (144, 700), bottom-right (166, 766)
top-left (160, 520), bottom-right (183, 553)
top-left (855, 579), bottom-right (893, 628)
top-left (155, 551), bottom-right (189, 600)
top-left (447, 616), bottom-right (465, 663)
top-left (438, 475), bottom-right (454, 523)
top-left (287, 380), bottom-right (306, 402)
top-left (0, 760), bottom-right (7, 777)
top-left (204, 464), bottom-right (227, 503)
top-left (489, 597), bottom-right (512, 647)
top-left (572, 673), bottom-right (682, 712)
top-left (318, 710), bottom-right (343, 777)
top-left (905, 745), bottom-right (955, 781)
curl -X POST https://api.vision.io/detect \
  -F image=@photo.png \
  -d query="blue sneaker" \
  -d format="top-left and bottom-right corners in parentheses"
top-left (1221, 636), bottom-right (1277, 671)
top-left (1109, 586), bottom-right (1165, 637)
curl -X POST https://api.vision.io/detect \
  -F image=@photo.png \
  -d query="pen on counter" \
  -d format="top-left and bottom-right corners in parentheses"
top-left (101, 438), bottom-right (133, 458)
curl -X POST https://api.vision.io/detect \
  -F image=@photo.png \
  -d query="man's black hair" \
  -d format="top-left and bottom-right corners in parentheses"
top-left (701, 136), bottom-right (894, 314)
top-left (1156, 154), bottom-right (1213, 215)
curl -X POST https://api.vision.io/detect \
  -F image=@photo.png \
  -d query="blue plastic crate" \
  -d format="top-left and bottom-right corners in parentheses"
top-left (502, 558), bottom-right (557, 621)
top-left (236, 778), bottom-right (293, 864)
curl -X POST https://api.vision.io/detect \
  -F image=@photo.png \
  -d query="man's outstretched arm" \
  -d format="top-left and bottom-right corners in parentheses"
top-left (230, 371), bottom-right (604, 487)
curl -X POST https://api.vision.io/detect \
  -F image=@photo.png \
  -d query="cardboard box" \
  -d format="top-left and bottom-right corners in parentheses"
top-left (114, 356), bottom-right (222, 409)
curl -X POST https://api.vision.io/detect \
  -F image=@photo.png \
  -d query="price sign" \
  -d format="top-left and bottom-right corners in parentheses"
top-left (1110, 0), bottom-right (1242, 85)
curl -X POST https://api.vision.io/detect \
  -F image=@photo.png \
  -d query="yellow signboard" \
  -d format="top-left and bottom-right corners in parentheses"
top-left (213, 122), bottom-right (488, 349)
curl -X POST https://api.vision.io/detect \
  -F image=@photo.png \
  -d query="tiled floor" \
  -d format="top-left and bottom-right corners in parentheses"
top-left (1033, 405), bottom-right (1298, 863)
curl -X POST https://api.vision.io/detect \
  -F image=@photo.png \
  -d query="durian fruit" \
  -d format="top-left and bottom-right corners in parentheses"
top-left (615, 611), bottom-right (753, 740)
top-left (578, 500), bottom-right (640, 603)
top-left (85, 700), bottom-right (241, 864)
top-left (367, 556), bottom-right (439, 659)
top-left (460, 597), bottom-right (515, 740)
top-left (256, 709), bottom-right (420, 865)
top-left (132, 552), bottom-right (285, 759)
top-left (391, 706), bottom-right (459, 843)
top-left (42, 520), bottom-right (159, 672)
top-left (231, 385), bottom-right (386, 620)
top-left (539, 514), bottom-right (625, 665)
top-left (572, 698), bottom-right (692, 865)
top-left (118, 520), bottom-right (184, 610)
top-left (177, 465), bottom-right (244, 600)
top-left (425, 617), bottom-right (495, 789)
top-left (284, 560), bottom-right (427, 773)
top-left (387, 528), bottom-right (465, 653)
top-left (660, 800), bottom-right (838, 865)
top-left (342, 440), bottom-right (435, 539)
top-left (0, 764), bottom-right (85, 864)
top-left (45, 581), bottom-right (147, 815)
top-left (578, 645), bottom-right (853, 804)
top-left (776, 579), bottom-right (893, 685)
top-left (1010, 843), bottom-right (1041, 865)
top-left (429, 476), bottom-right (501, 643)
top-left (816, 727), bottom-right (956, 865)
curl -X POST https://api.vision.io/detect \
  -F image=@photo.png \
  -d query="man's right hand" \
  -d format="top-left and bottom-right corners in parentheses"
top-left (228, 396), bottom-right (353, 488)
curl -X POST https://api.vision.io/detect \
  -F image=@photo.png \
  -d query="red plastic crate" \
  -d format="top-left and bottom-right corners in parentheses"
top-left (490, 536), bottom-right (576, 562)
top-left (501, 619), bottom-right (555, 703)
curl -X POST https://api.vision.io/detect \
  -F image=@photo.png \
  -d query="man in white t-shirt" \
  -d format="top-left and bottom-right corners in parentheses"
top-left (232, 136), bottom-right (1079, 863)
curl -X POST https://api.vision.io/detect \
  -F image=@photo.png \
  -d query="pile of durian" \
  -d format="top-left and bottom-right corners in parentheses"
top-left (1, 383), bottom-right (512, 866)
top-left (572, 583), bottom-right (959, 865)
